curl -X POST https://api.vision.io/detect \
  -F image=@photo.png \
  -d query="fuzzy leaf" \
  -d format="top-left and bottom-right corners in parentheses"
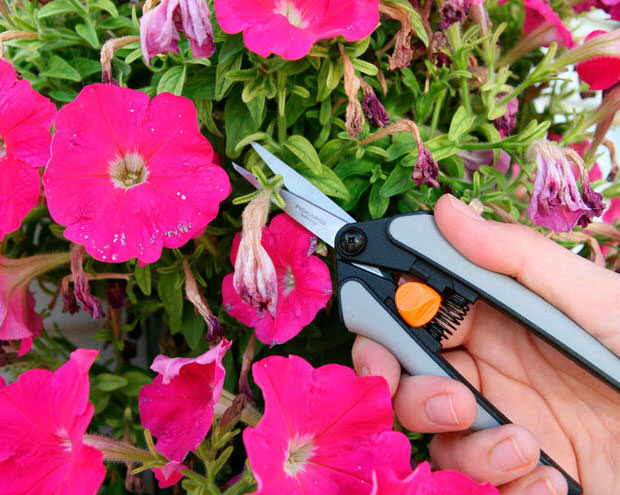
top-left (284, 135), bottom-right (323, 175)
top-left (157, 65), bottom-right (186, 96)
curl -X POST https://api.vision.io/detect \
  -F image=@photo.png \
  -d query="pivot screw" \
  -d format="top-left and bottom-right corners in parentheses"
top-left (339, 228), bottom-right (367, 255)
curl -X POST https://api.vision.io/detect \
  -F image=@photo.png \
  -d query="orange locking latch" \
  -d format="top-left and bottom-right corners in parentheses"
top-left (395, 282), bottom-right (441, 327)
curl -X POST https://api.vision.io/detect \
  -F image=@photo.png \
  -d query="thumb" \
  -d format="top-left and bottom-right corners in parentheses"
top-left (433, 194), bottom-right (620, 355)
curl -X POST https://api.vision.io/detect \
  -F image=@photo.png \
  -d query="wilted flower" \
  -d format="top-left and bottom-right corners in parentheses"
top-left (439, 0), bottom-right (471, 30)
top-left (233, 189), bottom-right (278, 317)
top-left (223, 214), bottom-right (332, 345)
top-left (1, 252), bottom-right (70, 355)
top-left (43, 84), bottom-right (231, 265)
top-left (410, 123), bottom-right (439, 187)
top-left (379, 2), bottom-right (415, 70)
top-left (183, 259), bottom-right (222, 341)
top-left (140, 0), bottom-right (215, 66)
top-left (0, 349), bottom-right (105, 494)
top-left (138, 339), bottom-right (231, 461)
top-left (342, 49), bottom-right (365, 138)
top-left (430, 32), bottom-right (452, 68)
top-left (214, 0), bottom-right (379, 60)
top-left (243, 355), bottom-right (412, 494)
top-left (361, 80), bottom-right (390, 127)
top-left (458, 149), bottom-right (511, 176)
top-left (0, 59), bottom-right (56, 240)
top-left (526, 141), bottom-right (593, 231)
top-left (576, 30), bottom-right (620, 91)
top-left (494, 94), bottom-right (519, 137)
top-left (69, 245), bottom-right (104, 319)
top-left (371, 463), bottom-right (500, 494)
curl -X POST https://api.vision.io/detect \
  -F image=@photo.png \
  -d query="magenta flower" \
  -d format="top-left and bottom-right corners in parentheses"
top-left (603, 198), bottom-right (620, 223)
top-left (494, 94), bottom-right (519, 137)
top-left (1, 252), bottom-right (70, 355)
top-left (573, 0), bottom-right (620, 21)
top-left (43, 84), bottom-right (231, 265)
top-left (214, 0), bottom-right (380, 60)
top-left (0, 349), bottom-right (105, 494)
top-left (412, 144), bottom-right (440, 188)
top-left (526, 141), bottom-right (591, 232)
top-left (138, 339), bottom-right (231, 461)
top-left (222, 214), bottom-right (332, 345)
top-left (361, 82), bottom-right (389, 127)
top-left (243, 355), bottom-right (412, 494)
top-left (0, 60), bottom-right (56, 240)
top-left (439, 0), bottom-right (471, 30)
top-left (153, 461), bottom-right (187, 488)
top-left (371, 462), bottom-right (499, 494)
top-left (576, 30), bottom-right (620, 91)
top-left (140, 0), bottom-right (215, 66)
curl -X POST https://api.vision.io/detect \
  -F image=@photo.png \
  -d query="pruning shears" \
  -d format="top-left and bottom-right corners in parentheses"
top-left (234, 142), bottom-right (620, 495)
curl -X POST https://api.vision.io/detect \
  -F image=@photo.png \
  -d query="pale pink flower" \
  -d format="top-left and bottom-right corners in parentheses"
top-left (153, 461), bottom-right (187, 488)
top-left (526, 141), bottom-right (592, 231)
top-left (371, 462), bottom-right (499, 494)
top-left (576, 30), bottom-right (620, 91)
top-left (603, 198), bottom-right (620, 223)
top-left (0, 349), bottom-right (105, 494)
top-left (0, 60), bottom-right (56, 240)
top-left (1, 252), bottom-right (70, 355)
top-left (43, 84), bottom-right (231, 265)
top-left (243, 355), bottom-right (412, 494)
top-left (138, 339), bottom-right (231, 461)
top-left (140, 0), bottom-right (215, 66)
top-left (214, 0), bottom-right (380, 60)
top-left (222, 214), bottom-right (332, 345)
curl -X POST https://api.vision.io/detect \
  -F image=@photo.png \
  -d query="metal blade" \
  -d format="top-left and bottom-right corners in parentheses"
top-left (250, 142), bottom-right (354, 224)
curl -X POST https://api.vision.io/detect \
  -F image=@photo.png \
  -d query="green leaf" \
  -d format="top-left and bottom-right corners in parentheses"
top-left (247, 96), bottom-right (266, 127)
top-left (38, 0), bottom-right (76, 18)
top-left (401, 68), bottom-right (421, 95)
top-left (351, 58), bottom-right (378, 76)
top-left (49, 88), bottom-right (78, 102)
top-left (124, 47), bottom-right (143, 65)
top-left (74, 57), bottom-right (103, 79)
top-left (317, 58), bottom-right (342, 101)
top-left (41, 55), bottom-right (81, 81)
top-left (91, 0), bottom-right (118, 16)
top-left (308, 166), bottom-right (350, 199)
top-left (157, 65), bottom-right (186, 95)
top-left (369, 182), bottom-right (390, 218)
top-left (409, 9), bottom-right (429, 47)
top-left (343, 37), bottom-right (371, 58)
top-left (387, 132), bottom-right (417, 162)
top-left (215, 54), bottom-right (242, 100)
top-left (448, 106), bottom-right (475, 142)
top-left (218, 34), bottom-right (245, 63)
top-left (94, 373), bottom-right (129, 392)
top-left (179, 311), bottom-right (206, 350)
top-left (157, 271), bottom-right (184, 330)
top-left (380, 165), bottom-right (413, 197)
top-left (439, 155), bottom-right (465, 179)
top-left (284, 135), bottom-right (323, 175)
top-left (340, 177), bottom-right (371, 210)
top-left (426, 135), bottom-right (456, 161)
top-left (75, 23), bottom-right (99, 49)
top-left (134, 264), bottom-right (151, 296)
top-left (224, 89), bottom-right (258, 158)
top-left (334, 155), bottom-right (376, 179)
top-left (120, 371), bottom-right (152, 397)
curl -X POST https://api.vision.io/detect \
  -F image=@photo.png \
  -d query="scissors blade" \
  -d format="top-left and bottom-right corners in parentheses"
top-left (250, 142), bottom-right (354, 224)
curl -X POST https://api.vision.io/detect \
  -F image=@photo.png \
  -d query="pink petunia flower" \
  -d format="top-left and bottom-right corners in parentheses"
top-left (243, 355), bottom-right (412, 494)
top-left (0, 349), bottom-right (105, 494)
top-left (526, 141), bottom-right (592, 231)
top-left (140, 0), bottom-right (216, 67)
top-left (214, 0), bottom-right (380, 60)
top-left (573, 0), bottom-right (620, 21)
top-left (222, 214), bottom-right (332, 345)
top-left (603, 198), bottom-right (620, 223)
top-left (576, 30), bottom-right (620, 91)
top-left (547, 131), bottom-right (602, 182)
top-left (43, 84), bottom-right (231, 265)
top-left (494, 94), bottom-right (519, 137)
top-left (1, 252), bottom-right (70, 355)
top-left (0, 60), bottom-right (56, 240)
top-left (138, 339), bottom-right (231, 461)
top-left (153, 461), bottom-right (188, 488)
top-left (371, 462), bottom-right (499, 494)
top-left (458, 149), bottom-right (512, 177)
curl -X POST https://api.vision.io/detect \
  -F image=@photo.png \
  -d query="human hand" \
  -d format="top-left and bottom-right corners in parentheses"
top-left (352, 194), bottom-right (620, 495)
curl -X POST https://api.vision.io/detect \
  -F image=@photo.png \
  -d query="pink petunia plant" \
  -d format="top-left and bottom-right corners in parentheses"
top-left (138, 338), bottom-right (231, 462)
top-left (243, 355), bottom-right (412, 494)
top-left (222, 214), bottom-right (332, 345)
top-left (371, 462), bottom-right (500, 494)
top-left (214, 0), bottom-right (380, 60)
top-left (576, 30), bottom-right (620, 91)
top-left (0, 59), bottom-right (56, 240)
top-left (0, 349), bottom-right (106, 494)
top-left (43, 84), bottom-right (231, 265)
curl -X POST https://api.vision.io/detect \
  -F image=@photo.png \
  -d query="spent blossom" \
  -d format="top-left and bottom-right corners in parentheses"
top-left (183, 259), bottom-right (222, 341)
top-left (0, 59), bottom-right (56, 240)
top-left (68, 245), bottom-right (104, 319)
top-left (138, 339), bottom-right (231, 462)
top-left (43, 84), bottom-right (231, 265)
top-left (223, 214), bottom-right (332, 345)
top-left (243, 355), bottom-right (412, 494)
top-left (494, 94), bottom-right (519, 137)
top-left (342, 48), bottom-right (364, 138)
top-left (439, 0), bottom-right (471, 30)
top-left (379, 2), bottom-right (415, 70)
top-left (525, 140), bottom-right (593, 231)
top-left (140, 0), bottom-right (215, 66)
top-left (214, 0), bottom-right (380, 60)
top-left (361, 79), bottom-right (390, 127)
top-left (0, 349), bottom-right (105, 494)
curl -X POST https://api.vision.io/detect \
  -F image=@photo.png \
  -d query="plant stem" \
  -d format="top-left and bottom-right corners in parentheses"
top-left (277, 72), bottom-right (287, 144)
top-left (430, 89), bottom-right (446, 137)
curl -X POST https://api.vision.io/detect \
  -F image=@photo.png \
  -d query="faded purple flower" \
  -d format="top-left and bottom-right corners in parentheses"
top-left (412, 145), bottom-right (440, 187)
top-left (526, 141), bottom-right (591, 232)
top-left (459, 149), bottom-right (511, 176)
top-left (361, 81), bottom-right (389, 127)
top-left (140, 0), bottom-right (215, 67)
top-left (578, 183), bottom-right (605, 227)
top-left (182, 260), bottom-right (223, 342)
top-left (439, 0), bottom-right (472, 30)
top-left (67, 245), bottom-right (104, 319)
top-left (106, 281), bottom-right (126, 311)
top-left (494, 94), bottom-right (519, 137)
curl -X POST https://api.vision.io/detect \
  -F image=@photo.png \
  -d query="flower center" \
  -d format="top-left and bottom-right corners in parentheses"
top-left (0, 136), bottom-right (6, 159)
top-left (109, 152), bottom-right (149, 189)
top-left (275, 1), bottom-right (307, 28)
top-left (283, 435), bottom-right (315, 476)
top-left (281, 266), bottom-right (296, 296)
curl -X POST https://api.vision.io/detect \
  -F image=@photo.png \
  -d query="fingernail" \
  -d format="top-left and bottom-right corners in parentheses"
top-left (360, 366), bottom-right (370, 377)
top-left (523, 478), bottom-right (560, 495)
top-left (488, 436), bottom-right (529, 472)
top-left (447, 194), bottom-right (484, 221)
top-left (424, 394), bottom-right (460, 426)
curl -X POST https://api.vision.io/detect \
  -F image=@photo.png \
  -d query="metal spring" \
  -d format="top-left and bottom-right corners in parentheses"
top-left (424, 291), bottom-right (470, 342)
